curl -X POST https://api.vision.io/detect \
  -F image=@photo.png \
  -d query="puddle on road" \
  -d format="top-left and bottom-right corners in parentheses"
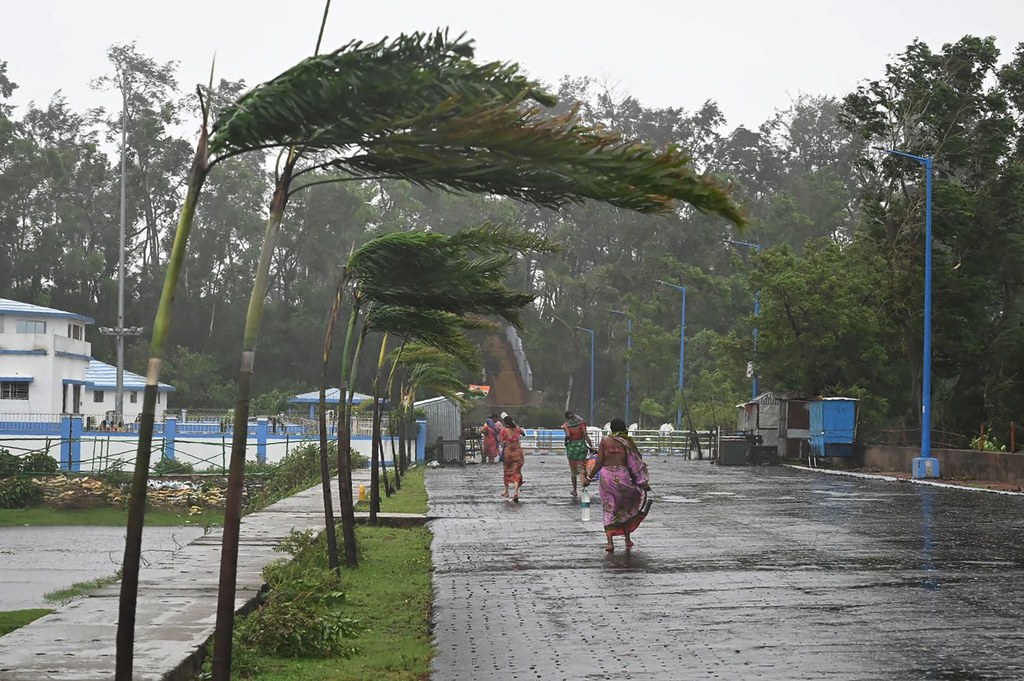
top-left (659, 495), bottom-right (702, 503)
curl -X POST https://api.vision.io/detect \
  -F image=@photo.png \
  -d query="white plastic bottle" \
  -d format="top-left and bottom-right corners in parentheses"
top-left (580, 487), bottom-right (591, 522)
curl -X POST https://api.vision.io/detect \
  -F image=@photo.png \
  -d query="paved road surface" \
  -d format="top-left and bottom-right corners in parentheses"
top-left (427, 456), bottom-right (1024, 680)
top-left (0, 525), bottom-right (206, 610)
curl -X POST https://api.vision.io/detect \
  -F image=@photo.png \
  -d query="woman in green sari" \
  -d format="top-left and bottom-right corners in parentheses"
top-left (561, 410), bottom-right (594, 496)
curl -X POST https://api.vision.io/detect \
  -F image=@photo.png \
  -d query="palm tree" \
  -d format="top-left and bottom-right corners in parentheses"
top-left (121, 26), bottom-right (746, 679)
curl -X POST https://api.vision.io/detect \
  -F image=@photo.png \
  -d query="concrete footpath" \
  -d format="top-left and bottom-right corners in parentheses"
top-left (427, 456), bottom-right (1024, 680)
top-left (0, 471), bottom-right (372, 681)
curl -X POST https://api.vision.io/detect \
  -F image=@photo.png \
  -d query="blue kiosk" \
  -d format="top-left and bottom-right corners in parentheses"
top-left (808, 398), bottom-right (858, 458)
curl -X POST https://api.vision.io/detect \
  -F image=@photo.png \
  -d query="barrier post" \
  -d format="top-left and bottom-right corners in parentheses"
top-left (164, 416), bottom-right (177, 460)
top-left (257, 418), bottom-right (268, 464)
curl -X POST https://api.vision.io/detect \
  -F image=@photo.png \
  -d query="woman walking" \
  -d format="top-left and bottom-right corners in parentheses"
top-left (499, 415), bottom-right (526, 501)
top-left (583, 418), bottom-right (651, 552)
top-left (561, 410), bottom-right (594, 496)
top-left (481, 413), bottom-right (501, 463)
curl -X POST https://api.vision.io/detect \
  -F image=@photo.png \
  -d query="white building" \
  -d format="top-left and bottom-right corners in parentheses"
top-left (0, 298), bottom-right (173, 422)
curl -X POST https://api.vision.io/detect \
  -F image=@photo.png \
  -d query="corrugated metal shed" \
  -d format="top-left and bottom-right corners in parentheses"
top-left (414, 395), bottom-right (462, 446)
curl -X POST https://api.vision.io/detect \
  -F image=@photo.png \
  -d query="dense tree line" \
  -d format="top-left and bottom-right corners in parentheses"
top-left (3, 35), bottom-right (1023, 447)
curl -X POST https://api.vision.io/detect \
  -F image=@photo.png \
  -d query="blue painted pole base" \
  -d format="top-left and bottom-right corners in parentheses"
top-left (912, 456), bottom-right (940, 479)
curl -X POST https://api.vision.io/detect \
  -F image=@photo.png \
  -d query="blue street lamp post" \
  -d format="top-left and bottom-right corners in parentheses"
top-left (575, 326), bottom-right (595, 426)
top-left (656, 281), bottom-right (686, 429)
top-left (726, 239), bottom-right (761, 401)
top-left (609, 310), bottom-right (632, 423)
top-left (878, 148), bottom-right (938, 479)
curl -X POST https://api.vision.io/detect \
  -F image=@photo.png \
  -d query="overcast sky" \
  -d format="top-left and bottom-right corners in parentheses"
top-left (4, 0), bottom-right (1023, 130)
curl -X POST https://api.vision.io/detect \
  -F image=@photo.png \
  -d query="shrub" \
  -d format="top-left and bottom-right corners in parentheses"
top-left (220, 529), bottom-right (359, 678)
top-left (151, 456), bottom-right (196, 475)
top-left (20, 452), bottom-right (60, 475)
top-left (0, 449), bottom-right (21, 478)
top-left (0, 478), bottom-right (43, 509)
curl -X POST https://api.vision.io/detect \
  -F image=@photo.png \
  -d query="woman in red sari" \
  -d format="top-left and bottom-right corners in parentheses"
top-left (583, 418), bottom-right (651, 552)
top-left (499, 415), bottom-right (525, 501)
top-left (480, 413), bottom-right (501, 463)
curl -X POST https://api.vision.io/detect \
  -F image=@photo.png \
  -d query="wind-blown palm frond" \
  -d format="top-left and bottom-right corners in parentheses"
top-left (211, 29), bottom-right (744, 226)
top-left (347, 228), bottom-right (542, 328)
top-left (387, 342), bottom-right (460, 370)
top-left (209, 30), bottom-right (552, 156)
top-left (340, 103), bottom-right (746, 221)
top-left (364, 304), bottom-right (483, 371)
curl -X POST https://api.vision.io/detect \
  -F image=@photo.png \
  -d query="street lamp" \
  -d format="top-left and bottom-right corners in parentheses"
top-left (97, 325), bottom-right (145, 424)
top-left (609, 309), bottom-right (632, 423)
top-left (575, 326), bottom-right (595, 425)
top-left (656, 281), bottom-right (686, 429)
top-left (726, 239), bottom-right (761, 401)
top-left (876, 147), bottom-right (938, 479)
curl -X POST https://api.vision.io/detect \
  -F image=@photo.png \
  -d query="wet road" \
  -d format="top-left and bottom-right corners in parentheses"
top-left (427, 457), bottom-right (1024, 680)
top-left (0, 526), bottom-right (205, 610)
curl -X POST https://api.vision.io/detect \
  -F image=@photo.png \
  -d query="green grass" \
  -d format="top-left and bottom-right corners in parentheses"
top-left (235, 467), bottom-right (432, 680)
top-left (0, 506), bottom-right (207, 527)
top-left (354, 465), bottom-right (427, 514)
top-left (0, 609), bottom-right (52, 637)
top-left (247, 524), bottom-right (433, 681)
top-left (43, 573), bottom-right (122, 604)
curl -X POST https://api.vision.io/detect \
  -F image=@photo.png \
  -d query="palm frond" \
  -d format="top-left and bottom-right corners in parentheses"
top-left (365, 304), bottom-right (481, 371)
top-left (211, 29), bottom-right (744, 225)
top-left (209, 30), bottom-right (552, 156)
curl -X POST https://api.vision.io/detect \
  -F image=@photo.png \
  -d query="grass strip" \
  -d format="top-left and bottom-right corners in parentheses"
top-left (0, 506), bottom-right (205, 527)
top-left (43, 572), bottom-right (122, 604)
top-left (231, 465), bottom-right (431, 680)
top-left (0, 609), bottom-right (53, 637)
top-left (354, 465), bottom-right (427, 514)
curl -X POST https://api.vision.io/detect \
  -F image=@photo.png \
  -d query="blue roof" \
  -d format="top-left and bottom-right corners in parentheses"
top-left (288, 388), bottom-right (374, 405)
top-left (85, 359), bottom-right (175, 392)
top-left (0, 298), bottom-right (94, 324)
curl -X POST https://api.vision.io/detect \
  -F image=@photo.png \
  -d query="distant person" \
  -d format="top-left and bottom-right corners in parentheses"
top-left (481, 413), bottom-right (501, 464)
top-left (561, 410), bottom-right (594, 496)
top-left (99, 419), bottom-right (108, 432)
top-left (499, 415), bottom-right (525, 502)
top-left (583, 417), bottom-right (652, 552)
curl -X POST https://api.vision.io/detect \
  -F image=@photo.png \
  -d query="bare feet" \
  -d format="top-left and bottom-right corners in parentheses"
top-left (605, 544), bottom-right (614, 552)
top-left (513, 494), bottom-right (519, 503)
top-left (501, 491), bottom-right (509, 498)
top-left (625, 540), bottom-right (634, 549)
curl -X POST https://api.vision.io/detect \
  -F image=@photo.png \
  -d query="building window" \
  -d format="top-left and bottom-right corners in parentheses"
top-left (0, 382), bottom-right (30, 400)
top-left (16, 320), bottom-right (46, 334)
top-left (68, 324), bottom-right (83, 340)
top-left (93, 390), bottom-right (105, 403)
top-left (130, 391), bottom-right (138, 404)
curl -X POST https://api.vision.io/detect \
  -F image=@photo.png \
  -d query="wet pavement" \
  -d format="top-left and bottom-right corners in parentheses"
top-left (0, 471), bottom-right (376, 680)
top-left (427, 456), bottom-right (1024, 680)
top-left (0, 526), bottom-right (206, 610)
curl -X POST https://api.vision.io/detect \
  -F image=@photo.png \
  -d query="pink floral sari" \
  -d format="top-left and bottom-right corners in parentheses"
top-left (597, 436), bottom-right (650, 536)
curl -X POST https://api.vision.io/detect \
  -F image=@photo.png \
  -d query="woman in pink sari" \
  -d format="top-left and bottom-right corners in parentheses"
top-left (583, 418), bottom-right (651, 552)
top-left (499, 415), bottom-right (525, 501)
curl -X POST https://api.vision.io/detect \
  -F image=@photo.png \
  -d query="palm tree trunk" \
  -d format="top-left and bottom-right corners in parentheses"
top-left (115, 128), bottom-right (208, 681)
top-left (370, 396), bottom-right (381, 524)
top-left (212, 160), bottom-right (294, 681)
top-left (336, 307), bottom-right (362, 567)
top-left (318, 283), bottom-right (344, 573)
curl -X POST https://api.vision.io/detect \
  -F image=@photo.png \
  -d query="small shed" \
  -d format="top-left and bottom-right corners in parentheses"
top-left (414, 395), bottom-right (463, 455)
top-left (809, 397), bottom-right (858, 457)
top-left (736, 392), bottom-right (784, 449)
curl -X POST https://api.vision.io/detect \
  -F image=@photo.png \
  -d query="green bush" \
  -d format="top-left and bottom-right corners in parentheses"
top-left (0, 478), bottom-right (43, 509)
top-left (151, 456), bottom-right (196, 475)
top-left (20, 452), bottom-right (60, 475)
top-left (0, 449), bottom-right (21, 478)
top-left (213, 529), bottom-right (359, 678)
